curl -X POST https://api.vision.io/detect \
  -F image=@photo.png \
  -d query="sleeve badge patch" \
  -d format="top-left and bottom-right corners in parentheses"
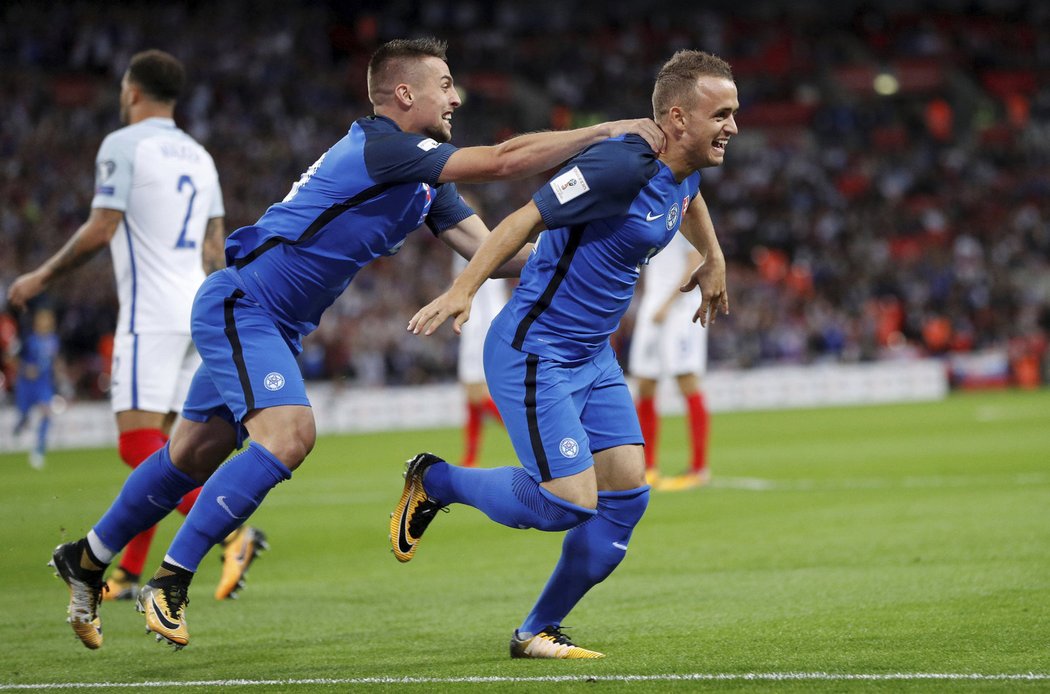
top-left (549, 166), bottom-right (590, 205)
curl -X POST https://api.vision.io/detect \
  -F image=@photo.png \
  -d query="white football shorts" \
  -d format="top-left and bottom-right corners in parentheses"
top-left (458, 279), bottom-right (508, 384)
top-left (628, 297), bottom-right (708, 380)
top-left (109, 332), bottom-right (201, 414)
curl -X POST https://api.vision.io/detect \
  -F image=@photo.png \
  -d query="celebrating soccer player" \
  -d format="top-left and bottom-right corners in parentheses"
top-left (398, 50), bottom-right (736, 658)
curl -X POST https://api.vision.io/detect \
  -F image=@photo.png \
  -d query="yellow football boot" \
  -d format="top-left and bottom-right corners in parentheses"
top-left (390, 452), bottom-right (448, 562)
top-left (138, 573), bottom-right (191, 650)
top-left (510, 627), bottom-right (605, 659)
top-left (215, 526), bottom-right (268, 600)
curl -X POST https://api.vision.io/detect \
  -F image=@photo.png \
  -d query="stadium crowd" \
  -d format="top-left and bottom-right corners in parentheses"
top-left (2, 0), bottom-right (1048, 400)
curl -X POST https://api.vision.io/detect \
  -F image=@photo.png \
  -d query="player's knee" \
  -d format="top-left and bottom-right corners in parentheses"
top-left (169, 420), bottom-right (236, 482)
top-left (261, 435), bottom-right (313, 470)
top-left (502, 468), bottom-right (596, 531)
top-left (636, 378), bottom-right (658, 399)
top-left (248, 409), bottom-right (316, 470)
top-left (533, 486), bottom-right (597, 531)
top-left (598, 485), bottom-right (650, 529)
top-left (534, 504), bottom-right (596, 532)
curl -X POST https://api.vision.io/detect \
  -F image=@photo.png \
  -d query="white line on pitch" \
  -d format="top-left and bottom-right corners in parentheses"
top-left (2, 673), bottom-right (1049, 689)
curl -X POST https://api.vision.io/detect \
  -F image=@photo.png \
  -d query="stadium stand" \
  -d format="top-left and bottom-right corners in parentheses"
top-left (1, 0), bottom-right (1047, 404)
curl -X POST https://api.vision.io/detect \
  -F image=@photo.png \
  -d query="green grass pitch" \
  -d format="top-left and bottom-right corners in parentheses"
top-left (1, 389), bottom-right (1048, 692)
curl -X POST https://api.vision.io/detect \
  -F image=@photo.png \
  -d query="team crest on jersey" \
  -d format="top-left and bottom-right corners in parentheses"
top-left (417, 138), bottom-right (441, 151)
top-left (550, 166), bottom-right (589, 205)
top-left (263, 372), bottom-right (286, 391)
top-left (559, 437), bottom-right (580, 458)
top-left (666, 202), bottom-right (680, 231)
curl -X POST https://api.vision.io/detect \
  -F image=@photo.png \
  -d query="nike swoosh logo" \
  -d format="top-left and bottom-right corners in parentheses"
top-left (146, 495), bottom-right (169, 510)
top-left (613, 542), bottom-right (629, 551)
top-left (645, 211), bottom-right (664, 222)
top-left (150, 597), bottom-right (181, 631)
top-left (217, 496), bottom-right (248, 520)
top-left (396, 483), bottom-right (416, 554)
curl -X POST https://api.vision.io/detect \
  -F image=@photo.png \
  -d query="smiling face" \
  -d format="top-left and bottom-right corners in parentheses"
top-left (652, 51), bottom-right (739, 179)
top-left (402, 55), bottom-right (462, 142)
top-left (677, 76), bottom-right (739, 170)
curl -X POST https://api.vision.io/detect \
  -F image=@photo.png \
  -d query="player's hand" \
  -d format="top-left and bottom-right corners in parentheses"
top-left (680, 254), bottom-right (729, 328)
top-left (6, 270), bottom-right (47, 312)
top-left (409, 288), bottom-right (473, 336)
top-left (604, 119), bottom-right (666, 153)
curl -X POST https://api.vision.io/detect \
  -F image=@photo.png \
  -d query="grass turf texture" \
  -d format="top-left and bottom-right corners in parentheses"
top-left (1, 389), bottom-right (1048, 693)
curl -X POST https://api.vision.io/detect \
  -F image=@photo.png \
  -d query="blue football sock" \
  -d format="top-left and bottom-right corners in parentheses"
top-left (424, 463), bottom-right (595, 531)
top-left (92, 443), bottom-right (200, 554)
top-left (165, 442), bottom-right (291, 572)
top-left (14, 410), bottom-right (28, 435)
top-left (519, 485), bottom-right (650, 635)
top-left (35, 414), bottom-right (50, 454)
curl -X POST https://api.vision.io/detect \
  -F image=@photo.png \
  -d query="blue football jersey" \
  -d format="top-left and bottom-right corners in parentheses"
top-left (224, 115), bottom-right (474, 339)
top-left (490, 134), bottom-right (701, 362)
top-left (19, 332), bottom-right (59, 388)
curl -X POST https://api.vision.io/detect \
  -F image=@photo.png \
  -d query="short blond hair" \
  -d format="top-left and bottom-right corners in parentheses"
top-left (652, 50), bottom-right (734, 118)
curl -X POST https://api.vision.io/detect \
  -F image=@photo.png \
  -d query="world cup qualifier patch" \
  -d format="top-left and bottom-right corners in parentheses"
top-left (550, 166), bottom-right (589, 205)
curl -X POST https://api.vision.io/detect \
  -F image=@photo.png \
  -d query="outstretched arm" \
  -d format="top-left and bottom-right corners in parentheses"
top-left (7, 207), bottom-right (122, 311)
top-left (439, 119), bottom-right (665, 184)
top-left (678, 192), bottom-right (729, 327)
top-left (410, 201), bottom-right (545, 336)
top-left (438, 213), bottom-right (532, 279)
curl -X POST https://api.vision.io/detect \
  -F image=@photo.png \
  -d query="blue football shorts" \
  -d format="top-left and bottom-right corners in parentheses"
top-left (181, 270), bottom-right (310, 442)
top-left (483, 331), bottom-right (643, 482)
top-left (16, 377), bottom-right (53, 414)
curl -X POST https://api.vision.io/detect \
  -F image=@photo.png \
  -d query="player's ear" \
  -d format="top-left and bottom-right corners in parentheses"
top-left (126, 81), bottom-right (144, 106)
top-left (394, 83), bottom-right (413, 109)
top-left (668, 105), bottom-right (687, 132)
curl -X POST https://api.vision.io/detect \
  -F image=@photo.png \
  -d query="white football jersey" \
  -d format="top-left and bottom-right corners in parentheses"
top-left (453, 253), bottom-right (509, 383)
top-left (629, 232), bottom-right (708, 379)
top-left (636, 233), bottom-right (696, 317)
top-left (92, 117), bottom-right (224, 335)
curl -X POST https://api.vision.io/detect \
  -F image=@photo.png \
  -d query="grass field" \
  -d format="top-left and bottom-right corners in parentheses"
top-left (2, 389), bottom-right (1049, 692)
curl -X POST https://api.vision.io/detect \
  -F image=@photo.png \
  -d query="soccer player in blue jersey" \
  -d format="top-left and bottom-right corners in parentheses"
top-left (397, 50), bottom-right (737, 658)
top-left (12, 307), bottom-right (60, 470)
top-left (42, 37), bottom-right (664, 651)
